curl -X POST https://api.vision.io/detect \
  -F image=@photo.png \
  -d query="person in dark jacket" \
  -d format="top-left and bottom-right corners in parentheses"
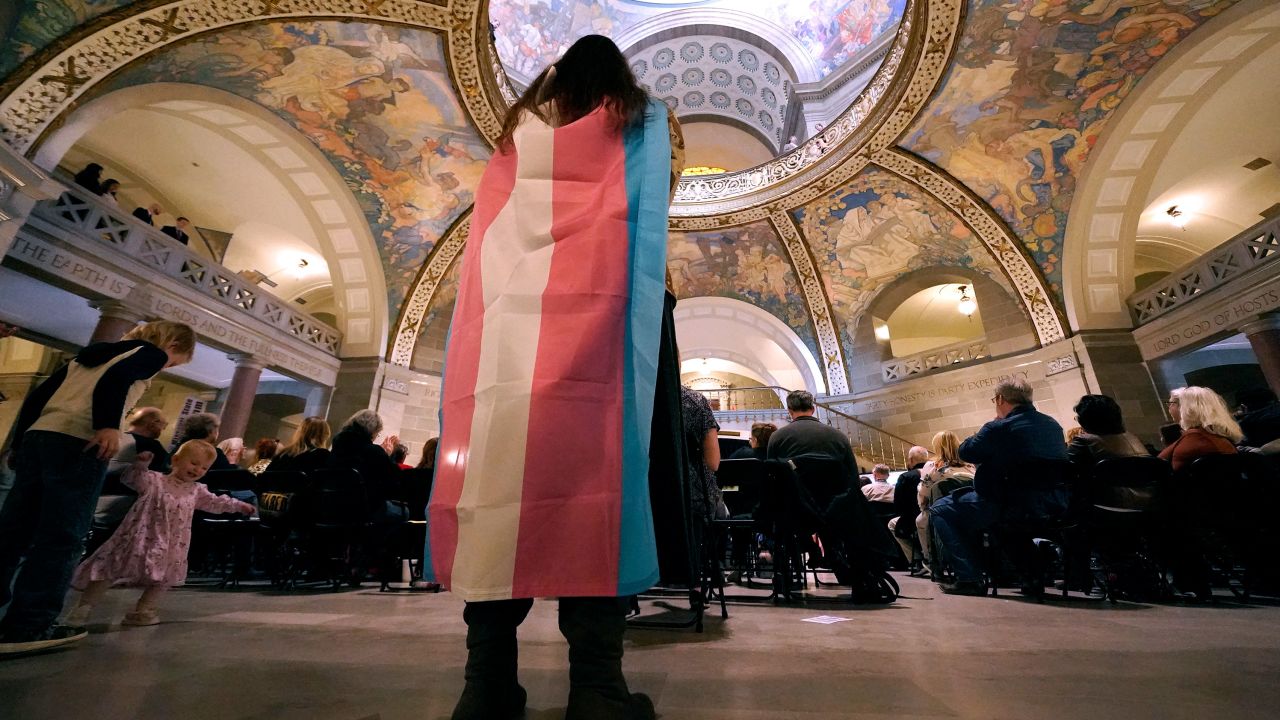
top-left (1236, 388), bottom-right (1280, 448)
top-left (131, 204), bottom-right (162, 226)
top-left (72, 163), bottom-right (103, 194)
top-left (729, 422), bottom-right (776, 461)
top-left (929, 378), bottom-right (1067, 595)
top-left (268, 416), bottom-right (332, 475)
top-left (767, 390), bottom-right (859, 482)
top-left (889, 445), bottom-right (930, 571)
top-left (161, 217), bottom-right (192, 245)
top-left (0, 321), bottom-right (194, 655)
top-left (329, 410), bottom-right (407, 583)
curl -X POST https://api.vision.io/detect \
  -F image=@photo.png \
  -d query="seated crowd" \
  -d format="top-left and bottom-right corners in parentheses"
top-left (704, 380), bottom-right (1279, 601)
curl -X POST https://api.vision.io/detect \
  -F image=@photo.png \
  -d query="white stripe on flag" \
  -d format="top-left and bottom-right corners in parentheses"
top-left (450, 116), bottom-right (558, 597)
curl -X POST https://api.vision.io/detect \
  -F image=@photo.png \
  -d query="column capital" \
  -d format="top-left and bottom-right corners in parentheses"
top-left (227, 353), bottom-right (267, 371)
top-left (1242, 314), bottom-right (1280, 336)
top-left (89, 300), bottom-right (148, 324)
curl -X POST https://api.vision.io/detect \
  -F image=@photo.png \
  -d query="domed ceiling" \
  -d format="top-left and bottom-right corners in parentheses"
top-left (0, 0), bottom-right (1250, 395)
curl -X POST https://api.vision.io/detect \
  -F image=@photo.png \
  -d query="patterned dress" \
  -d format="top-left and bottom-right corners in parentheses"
top-left (680, 386), bottom-right (722, 520)
top-left (73, 467), bottom-right (253, 588)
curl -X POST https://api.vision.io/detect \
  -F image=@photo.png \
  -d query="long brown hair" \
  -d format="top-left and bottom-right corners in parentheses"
top-left (496, 34), bottom-right (649, 151)
top-left (279, 416), bottom-right (331, 458)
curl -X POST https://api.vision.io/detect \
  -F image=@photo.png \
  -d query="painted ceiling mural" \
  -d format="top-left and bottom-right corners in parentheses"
top-left (668, 221), bottom-right (820, 362)
top-left (794, 167), bottom-right (1013, 363)
top-left (904, 0), bottom-right (1239, 294)
top-left (0, 0), bottom-right (140, 78)
top-left (492, 0), bottom-right (906, 81)
top-left (87, 20), bottom-right (491, 312)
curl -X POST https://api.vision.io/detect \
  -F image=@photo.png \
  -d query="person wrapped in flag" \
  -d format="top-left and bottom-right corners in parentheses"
top-left (425, 35), bottom-right (684, 720)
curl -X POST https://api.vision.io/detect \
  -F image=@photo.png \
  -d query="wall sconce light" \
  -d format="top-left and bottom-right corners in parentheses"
top-left (1167, 205), bottom-right (1188, 229)
top-left (874, 323), bottom-right (891, 341)
top-left (957, 285), bottom-right (976, 316)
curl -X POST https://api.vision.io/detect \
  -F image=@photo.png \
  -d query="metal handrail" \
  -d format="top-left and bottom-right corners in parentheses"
top-left (696, 385), bottom-right (917, 468)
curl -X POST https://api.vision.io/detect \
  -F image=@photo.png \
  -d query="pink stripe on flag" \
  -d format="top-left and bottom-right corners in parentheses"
top-left (510, 114), bottom-right (631, 597)
top-left (429, 149), bottom-right (519, 589)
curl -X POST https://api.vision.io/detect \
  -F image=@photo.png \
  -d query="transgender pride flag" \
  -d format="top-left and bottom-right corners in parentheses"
top-left (425, 98), bottom-right (672, 601)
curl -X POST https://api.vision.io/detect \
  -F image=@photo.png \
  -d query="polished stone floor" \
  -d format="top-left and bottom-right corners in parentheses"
top-left (2, 575), bottom-right (1278, 719)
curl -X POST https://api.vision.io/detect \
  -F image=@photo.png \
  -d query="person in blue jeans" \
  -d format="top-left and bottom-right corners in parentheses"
top-left (930, 378), bottom-right (1068, 596)
top-left (0, 320), bottom-right (194, 655)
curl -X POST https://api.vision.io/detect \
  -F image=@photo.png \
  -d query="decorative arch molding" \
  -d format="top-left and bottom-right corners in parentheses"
top-left (1062, 0), bottom-right (1280, 331)
top-left (389, 207), bottom-right (469, 366)
top-left (677, 348), bottom-right (779, 389)
top-left (33, 81), bottom-right (389, 356)
top-left (0, 0), bottom-right (504, 155)
top-left (870, 147), bottom-right (1068, 347)
top-left (672, 296), bottom-right (824, 395)
top-left (767, 210), bottom-right (848, 394)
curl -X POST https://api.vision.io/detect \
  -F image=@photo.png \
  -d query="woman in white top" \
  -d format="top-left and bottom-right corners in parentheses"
top-left (915, 431), bottom-right (975, 577)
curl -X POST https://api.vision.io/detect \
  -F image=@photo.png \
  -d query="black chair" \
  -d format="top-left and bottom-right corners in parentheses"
top-left (708, 459), bottom-right (769, 593)
top-left (255, 470), bottom-right (311, 588)
top-left (977, 459), bottom-right (1076, 599)
top-left (192, 469), bottom-right (260, 588)
top-left (380, 468), bottom-right (437, 592)
top-left (304, 468), bottom-right (371, 589)
top-left (1079, 456), bottom-right (1170, 602)
top-left (397, 467), bottom-right (434, 522)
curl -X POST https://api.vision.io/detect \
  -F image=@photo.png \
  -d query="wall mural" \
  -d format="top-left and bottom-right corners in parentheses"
top-left (492, 0), bottom-right (905, 81)
top-left (794, 167), bottom-right (1013, 363)
top-left (0, 0), bottom-right (141, 79)
top-left (88, 20), bottom-right (490, 312)
top-left (904, 0), bottom-right (1238, 295)
top-left (667, 220), bottom-right (820, 363)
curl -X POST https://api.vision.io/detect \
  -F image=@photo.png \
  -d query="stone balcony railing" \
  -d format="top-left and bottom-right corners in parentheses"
top-left (1128, 214), bottom-right (1280, 326)
top-left (881, 339), bottom-right (989, 382)
top-left (29, 186), bottom-right (341, 355)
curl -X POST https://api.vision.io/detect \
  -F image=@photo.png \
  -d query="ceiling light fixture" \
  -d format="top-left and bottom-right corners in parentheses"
top-left (957, 285), bottom-right (976, 317)
top-left (1167, 205), bottom-right (1188, 229)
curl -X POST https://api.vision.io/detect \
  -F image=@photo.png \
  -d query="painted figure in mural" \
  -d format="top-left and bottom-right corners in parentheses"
top-left (426, 35), bottom-right (678, 720)
top-left (93, 21), bottom-right (489, 311)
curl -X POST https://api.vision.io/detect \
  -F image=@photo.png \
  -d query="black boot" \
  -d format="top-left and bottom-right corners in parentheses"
top-left (452, 600), bottom-right (531, 720)
top-left (560, 597), bottom-right (655, 720)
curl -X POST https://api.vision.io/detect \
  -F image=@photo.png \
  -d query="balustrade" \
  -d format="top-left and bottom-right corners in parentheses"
top-left (881, 339), bottom-right (989, 382)
top-left (1128, 214), bottom-right (1280, 326)
top-left (27, 186), bottom-right (341, 356)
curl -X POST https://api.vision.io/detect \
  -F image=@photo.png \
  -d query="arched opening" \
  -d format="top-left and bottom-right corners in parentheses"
top-left (1063, 0), bottom-right (1280, 330)
top-left (33, 83), bottom-right (389, 358)
top-left (672, 296), bottom-right (824, 394)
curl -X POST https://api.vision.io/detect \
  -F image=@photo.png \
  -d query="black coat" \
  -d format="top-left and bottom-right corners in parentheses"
top-left (268, 447), bottom-right (331, 475)
top-left (132, 207), bottom-right (155, 225)
top-left (959, 404), bottom-right (1067, 504)
top-left (891, 463), bottom-right (926, 536)
top-left (329, 427), bottom-right (398, 513)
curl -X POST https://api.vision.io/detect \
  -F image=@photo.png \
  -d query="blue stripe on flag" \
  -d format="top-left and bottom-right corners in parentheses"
top-left (616, 98), bottom-right (670, 596)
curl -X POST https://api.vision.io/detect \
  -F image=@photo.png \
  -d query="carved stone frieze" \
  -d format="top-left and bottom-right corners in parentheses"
top-left (871, 147), bottom-right (1068, 347)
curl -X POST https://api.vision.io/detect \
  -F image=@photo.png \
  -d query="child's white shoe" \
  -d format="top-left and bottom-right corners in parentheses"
top-left (121, 609), bottom-right (160, 626)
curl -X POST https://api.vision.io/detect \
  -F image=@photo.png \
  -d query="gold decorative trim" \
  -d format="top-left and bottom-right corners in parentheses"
top-left (871, 147), bottom-right (1068, 346)
top-left (768, 211), bottom-right (849, 394)
top-left (0, 0), bottom-right (455, 153)
top-left (388, 207), bottom-right (470, 366)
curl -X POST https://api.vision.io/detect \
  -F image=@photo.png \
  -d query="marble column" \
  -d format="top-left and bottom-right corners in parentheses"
top-left (88, 300), bottom-right (147, 344)
top-left (219, 354), bottom-right (266, 442)
top-left (1242, 314), bottom-right (1280, 396)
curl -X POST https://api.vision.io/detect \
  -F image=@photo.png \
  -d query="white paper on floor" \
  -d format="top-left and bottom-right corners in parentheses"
top-left (801, 615), bottom-right (850, 625)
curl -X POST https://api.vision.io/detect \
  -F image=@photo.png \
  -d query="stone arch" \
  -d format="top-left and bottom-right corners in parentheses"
top-left (33, 82), bottom-right (388, 358)
top-left (847, 266), bottom-right (1038, 390)
top-left (673, 296), bottom-right (824, 394)
top-left (1062, 0), bottom-right (1280, 331)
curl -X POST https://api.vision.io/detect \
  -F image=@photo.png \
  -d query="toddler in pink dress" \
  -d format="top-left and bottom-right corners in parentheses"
top-left (69, 440), bottom-right (255, 626)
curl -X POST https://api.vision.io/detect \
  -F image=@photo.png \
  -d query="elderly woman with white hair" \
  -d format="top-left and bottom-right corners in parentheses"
top-left (1158, 386), bottom-right (1242, 472)
top-left (328, 409), bottom-right (407, 581)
